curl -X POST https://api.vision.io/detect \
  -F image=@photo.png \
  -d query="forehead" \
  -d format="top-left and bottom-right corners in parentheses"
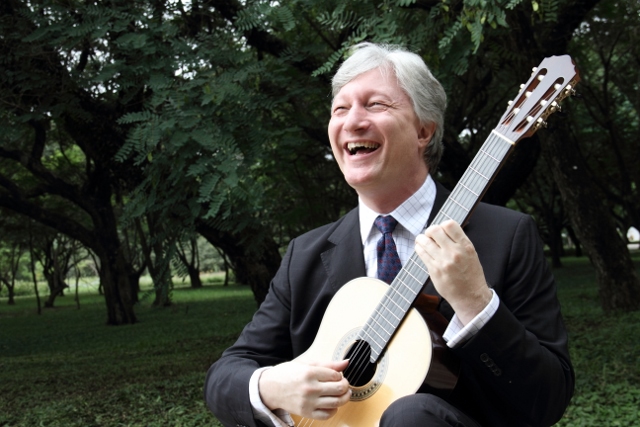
top-left (333, 68), bottom-right (408, 102)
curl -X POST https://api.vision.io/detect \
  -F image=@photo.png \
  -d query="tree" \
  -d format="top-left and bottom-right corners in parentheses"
top-left (544, 0), bottom-right (640, 311)
top-left (1, 0), bottom-right (638, 316)
top-left (176, 234), bottom-right (203, 289)
top-left (0, 239), bottom-right (25, 305)
top-left (405, 0), bottom-right (640, 311)
top-left (34, 234), bottom-right (73, 308)
top-left (0, 0), bottom-right (145, 323)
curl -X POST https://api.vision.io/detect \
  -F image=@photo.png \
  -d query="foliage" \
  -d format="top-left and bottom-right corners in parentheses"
top-left (2, 0), bottom-right (639, 316)
top-left (567, 0), bottom-right (640, 231)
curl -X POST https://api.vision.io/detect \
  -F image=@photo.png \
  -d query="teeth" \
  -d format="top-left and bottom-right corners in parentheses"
top-left (347, 142), bottom-right (379, 154)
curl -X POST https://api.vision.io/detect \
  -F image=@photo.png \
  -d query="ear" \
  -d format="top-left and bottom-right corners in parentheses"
top-left (417, 122), bottom-right (436, 149)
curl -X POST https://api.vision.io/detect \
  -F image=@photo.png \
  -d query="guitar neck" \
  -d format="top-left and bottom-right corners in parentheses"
top-left (360, 54), bottom-right (580, 361)
top-left (361, 131), bottom-right (515, 362)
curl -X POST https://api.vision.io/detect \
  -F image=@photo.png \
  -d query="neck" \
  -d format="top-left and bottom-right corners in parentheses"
top-left (358, 170), bottom-right (429, 214)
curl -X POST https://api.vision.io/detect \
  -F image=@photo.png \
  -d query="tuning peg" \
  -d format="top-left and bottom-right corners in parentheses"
top-left (564, 84), bottom-right (579, 97)
top-left (536, 118), bottom-right (548, 128)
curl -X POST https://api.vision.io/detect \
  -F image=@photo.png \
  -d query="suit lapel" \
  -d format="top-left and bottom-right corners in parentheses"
top-left (321, 208), bottom-right (366, 293)
top-left (428, 181), bottom-right (451, 226)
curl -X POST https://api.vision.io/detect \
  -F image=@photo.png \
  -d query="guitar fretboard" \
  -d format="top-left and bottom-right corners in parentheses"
top-left (359, 131), bottom-right (515, 362)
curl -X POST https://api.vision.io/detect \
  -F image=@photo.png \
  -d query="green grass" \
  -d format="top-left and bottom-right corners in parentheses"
top-left (0, 283), bottom-right (256, 427)
top-left (552, 256), bottom-right (640, 426)
top-left (1, 257), bottom-right (639, 426)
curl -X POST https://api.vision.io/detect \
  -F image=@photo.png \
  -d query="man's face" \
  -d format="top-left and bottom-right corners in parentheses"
top-left (328, 67), bottom-right (433, 203)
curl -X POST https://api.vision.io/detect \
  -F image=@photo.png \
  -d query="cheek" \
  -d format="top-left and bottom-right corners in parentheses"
top-left (328, 121), bottom-right (342, 151)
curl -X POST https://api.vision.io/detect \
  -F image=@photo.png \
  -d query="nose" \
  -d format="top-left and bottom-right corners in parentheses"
top-left (342, 104), bottom-right (369, 133)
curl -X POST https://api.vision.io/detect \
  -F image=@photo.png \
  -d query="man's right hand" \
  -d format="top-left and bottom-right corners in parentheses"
top-left (258, 359), bottom-right (352, 420)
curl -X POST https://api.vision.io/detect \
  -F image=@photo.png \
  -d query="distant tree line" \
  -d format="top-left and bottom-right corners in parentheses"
top-left (0, 0), bottom-right (638, 324)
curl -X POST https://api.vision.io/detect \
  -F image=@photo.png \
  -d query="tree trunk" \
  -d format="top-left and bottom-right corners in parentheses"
top-left (128, 268), bottom-right (143, 304)
top-left (188, 264), bottom-right (203, 289)
top-left (43, 268), bottom-right (69, 308)
top-left (197, 221), bottom-right (281, 305)
top-left (565, 225), bottom-right (583, 257)
top-left (97, 245), bottom-right (137, 325)
top-left (541, 123), bottom-right (640, 312)
top-left (176, 237), bottom-right (203, 288)
top-left (150, 236), bottom-right (172, 307)
top-left (2, 279), bottom-right (16, 305)
top-left (28, 233), bottom-right (42, 315)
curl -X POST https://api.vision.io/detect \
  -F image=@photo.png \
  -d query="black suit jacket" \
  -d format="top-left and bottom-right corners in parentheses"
top-left (204, 182), bottom-right (574, 427)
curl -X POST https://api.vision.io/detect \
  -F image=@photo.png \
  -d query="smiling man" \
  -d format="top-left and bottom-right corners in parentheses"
top-left (204, 42), bottom-right (574, 427)
top-left (328, 66), bottom-right (434, 214)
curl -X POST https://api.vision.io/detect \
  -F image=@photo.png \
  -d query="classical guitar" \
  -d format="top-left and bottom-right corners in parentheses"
top-left (292, 55), bottom-right (580, 427)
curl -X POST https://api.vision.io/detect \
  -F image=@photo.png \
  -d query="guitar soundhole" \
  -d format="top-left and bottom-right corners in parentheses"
top-left (342, 340), bottom-right (376, 387)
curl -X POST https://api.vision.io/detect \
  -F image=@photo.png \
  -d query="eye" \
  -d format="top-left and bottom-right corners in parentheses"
top-left (368, 101), bottom-right (388, 110)
top-left (332, 105), bottom-right (348, 115)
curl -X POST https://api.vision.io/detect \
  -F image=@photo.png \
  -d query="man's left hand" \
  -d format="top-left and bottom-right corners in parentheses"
top-left (415, 219), bottom-right (492, 325)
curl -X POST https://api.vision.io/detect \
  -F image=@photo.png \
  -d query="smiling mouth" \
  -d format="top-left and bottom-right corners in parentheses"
top-left (347, 142), bottom-right (380, 155)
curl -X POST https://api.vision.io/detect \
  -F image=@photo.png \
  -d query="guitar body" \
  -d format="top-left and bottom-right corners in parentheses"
top-left (291, 277), bottom-right (456, 427)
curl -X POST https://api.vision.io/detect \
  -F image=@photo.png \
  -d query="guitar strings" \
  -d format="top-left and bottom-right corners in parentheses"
top-left (338, 132), bottom-right (513, 391)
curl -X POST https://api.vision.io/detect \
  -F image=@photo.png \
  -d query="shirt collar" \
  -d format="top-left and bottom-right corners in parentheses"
top-left (358, 175), bottom-right (437, 244)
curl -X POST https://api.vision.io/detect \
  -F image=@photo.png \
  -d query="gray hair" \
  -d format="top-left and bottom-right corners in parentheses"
top-left (331, 42), bottom-right (447, 172)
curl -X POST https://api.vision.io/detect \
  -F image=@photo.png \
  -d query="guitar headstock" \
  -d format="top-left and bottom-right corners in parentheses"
top-left (495, 55), bottom-right (580, 144)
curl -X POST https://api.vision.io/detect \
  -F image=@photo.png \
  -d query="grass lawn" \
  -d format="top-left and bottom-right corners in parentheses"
top-left (551, 256), bottom-right (640, 426)
top-left (1, 257), bottom-right (639, 426)
top-left (0, 281), bottom-right (256, 427)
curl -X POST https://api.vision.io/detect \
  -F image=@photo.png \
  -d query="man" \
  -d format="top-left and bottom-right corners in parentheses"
top-left (204, 42), bottom-right (574, 427)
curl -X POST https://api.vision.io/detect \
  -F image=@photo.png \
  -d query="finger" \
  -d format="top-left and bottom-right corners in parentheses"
top-left (311, 407), bottom-right (339, 421)
top-left (312, 368), bottom-right (344, 384)
top-left (317, 388), bottom-right (352, 407)
top-left (325, 359), bottom-right (349, 373)
top-left (439, 219), bottom-right (465, 242)
top-left (423, 224), bottom-right (449, 247)
top-left (417, 228), bottom-right (446, 253)
top-left (309, 359), bottom-right (347, 370)
top-left (415, 234), bottom-right (436, 260)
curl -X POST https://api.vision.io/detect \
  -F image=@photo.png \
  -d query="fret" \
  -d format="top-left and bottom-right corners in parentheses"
top-left (374, 303), bottom-right (402, 322)
top-left (375, 302), bottom-right (403, 325)
top-left (383, 292), bottom-right (405, 311)
top-left (369, 314), bottom-right (393, 337)
top-left (360, 325), bottom-right (386, 348)
top-left (439, 210), bottom-right (453, 221)
top-left (468, 165), bottom-right (490, 181)
top-left (382, 289), bottom-right (410, 310)
top-left (478, 147), bottom-right (501, 163)
top-left (459, 181), bottom-right (480, 197)
top-left (390, 288), bottom-right (412, 305)
top-left (408, 257), bottom-right (429, 275)
top-left (400, 267), bottom-right (422, 285)
top-left (447, 196), bottom-right (471, 213)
